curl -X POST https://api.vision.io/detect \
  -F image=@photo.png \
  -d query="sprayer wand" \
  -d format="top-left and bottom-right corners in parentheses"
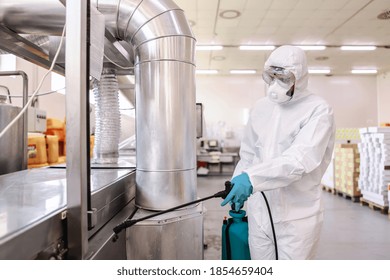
top-left (112, 181), bottom-right (233, 240)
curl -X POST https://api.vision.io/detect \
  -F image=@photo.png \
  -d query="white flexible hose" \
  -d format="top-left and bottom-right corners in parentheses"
top-left (93, 69), bottom-right (121, 164)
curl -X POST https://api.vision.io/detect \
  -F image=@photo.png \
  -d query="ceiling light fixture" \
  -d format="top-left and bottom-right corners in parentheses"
top-left (308, 69), bottom-right (331, 74)
top-left (196, 70), bottom-right (219, 75)
top-left (239, 45), bottom-right (276, 51)
top-left (230, 70), bottom-right (257, 74)
top-left (196, 45), bottom-right (223, 51)
top-left (341, 46), bottom-right (377, 51)
top-left (351, 69), bottom-right (377, 74)
top-left (298, 46), bottom-right (326, 50)
top-left (219, 10), bottom-right (241, 19)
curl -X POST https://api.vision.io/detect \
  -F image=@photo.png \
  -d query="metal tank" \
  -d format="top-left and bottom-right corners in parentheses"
top-left (0, 95), bottom-right (24, 175)
top-left (126, 203), bottom-right (203, 260)
top-left (0, 71), bottom-right (28, 175)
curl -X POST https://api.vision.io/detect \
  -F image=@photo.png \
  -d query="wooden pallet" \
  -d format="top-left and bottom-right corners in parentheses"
top-left (335, 190), bottom-right (361, 203)
top-left (360, 197), bottom-right (389, 215)
top-left (322, 185), bottom-right (336, 194)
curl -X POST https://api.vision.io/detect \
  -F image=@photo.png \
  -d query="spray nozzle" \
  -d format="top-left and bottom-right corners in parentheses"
top-left (213, 181), bottom-right (233, 199)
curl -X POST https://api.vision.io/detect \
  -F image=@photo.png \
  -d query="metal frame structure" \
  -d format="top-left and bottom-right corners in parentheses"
top-left (0, 0), bottom-right (200, 260)
top-left (0, 1), bottom-right (137, 260)
top-left (65, 0), bottom-right (90, 259)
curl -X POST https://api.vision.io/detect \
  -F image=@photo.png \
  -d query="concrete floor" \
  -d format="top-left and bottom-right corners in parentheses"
top-left (198, 175), bottom-right (390, 260)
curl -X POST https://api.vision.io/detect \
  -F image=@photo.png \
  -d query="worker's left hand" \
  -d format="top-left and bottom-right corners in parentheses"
top-left (221, 173), bottom-right (253, 211)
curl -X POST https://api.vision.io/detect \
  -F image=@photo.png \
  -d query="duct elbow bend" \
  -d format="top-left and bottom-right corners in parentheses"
top-left (116, 0), bottom-right (196, 64)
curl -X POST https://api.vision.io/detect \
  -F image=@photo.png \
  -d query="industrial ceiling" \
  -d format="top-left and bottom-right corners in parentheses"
top-left (175, 0), bottom-right (390, 76)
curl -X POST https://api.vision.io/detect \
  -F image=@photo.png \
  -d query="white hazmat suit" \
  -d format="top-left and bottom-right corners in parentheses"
top-left (233, 45), bottom-right (335, 259)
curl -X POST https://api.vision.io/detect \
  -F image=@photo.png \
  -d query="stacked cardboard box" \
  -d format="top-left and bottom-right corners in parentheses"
top-left (335, 128), bottom-right (361, 142)
top-left (358, 127), bottom-right (390, 207)
top-left (321, 129), bottom-right (361, 191)
top-left (334, 143), bottom-right (360, 197)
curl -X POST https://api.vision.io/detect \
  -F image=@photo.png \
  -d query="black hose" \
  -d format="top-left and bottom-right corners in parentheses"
top-left (127, 205), bottom-right (139, 220)
top-left (261, 191), bottom-right (278, 260)
top-left (113, 182), bottom-right (234, 237)
top-left (113, 194), bottom-right (219, 235)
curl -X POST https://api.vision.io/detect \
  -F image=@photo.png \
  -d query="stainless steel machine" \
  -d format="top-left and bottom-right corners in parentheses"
top-left (0, 0), bottom-right (201, 260)
top-left (0, 71), bottom-right (28, 175)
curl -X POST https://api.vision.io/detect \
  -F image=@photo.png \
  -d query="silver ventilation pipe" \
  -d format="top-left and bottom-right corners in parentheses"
top-left (0, 35), bottom-right (50, 55)
top-left (0, 0), bottom-right (197, 211)
top-left (0, 0), bottom-right (66, 35)
top-left (97, 0), bottom-right (197, 210)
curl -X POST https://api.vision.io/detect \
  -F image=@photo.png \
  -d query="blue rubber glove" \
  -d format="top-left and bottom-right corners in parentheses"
top-left (221, 173), bottom-right (253, 211)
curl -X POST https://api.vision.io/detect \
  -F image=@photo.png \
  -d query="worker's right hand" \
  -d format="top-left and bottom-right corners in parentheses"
top-left (221, 173), bottom-right (253, 211)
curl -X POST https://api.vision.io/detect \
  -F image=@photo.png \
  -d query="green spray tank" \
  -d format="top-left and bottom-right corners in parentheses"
top-left (221, 181), bottom-right (279, 260)
top-left (222, 209), bottom-right (251, 260)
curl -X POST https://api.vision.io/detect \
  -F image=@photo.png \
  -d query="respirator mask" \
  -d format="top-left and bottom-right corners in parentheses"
top-left (262, 66), bottom-right (296, 104)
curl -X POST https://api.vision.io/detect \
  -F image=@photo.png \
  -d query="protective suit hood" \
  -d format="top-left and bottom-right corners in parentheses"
top-left (264, 45), bottom-right (309, 101)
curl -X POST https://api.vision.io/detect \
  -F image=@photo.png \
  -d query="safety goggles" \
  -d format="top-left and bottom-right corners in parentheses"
top-left (262, 66), bottom-right (295, 87)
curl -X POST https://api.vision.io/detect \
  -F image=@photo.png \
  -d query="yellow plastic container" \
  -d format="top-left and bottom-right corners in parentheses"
top-left (90, 135), bottom-right (95, 158)
top-left (57, 156), bottom-right (66, 164)
top-left (47, 118), bottom-right (64, 130)
top-left (46, 118), bottom-right (66, 142)
top-left (27, 133), bottom-right (47, 165)
top-left (28, 163), bottom-right (49, 169)
top-left (46, 135), bottom-right (59, 164)
top-left (58, 141), bottom-right (66, 156)
top-left (46, 129), bottom-right (65, 142)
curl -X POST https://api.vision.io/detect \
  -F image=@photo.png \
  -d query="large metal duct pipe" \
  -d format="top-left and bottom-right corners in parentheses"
top-left (92, 0), bottom-right (197, 210)
top-left (0, 0), bottom-right (65, 35)
top-left (0, 0), bottom-right (197, 211)
top-left (114, 0), bottom-right (197, 210)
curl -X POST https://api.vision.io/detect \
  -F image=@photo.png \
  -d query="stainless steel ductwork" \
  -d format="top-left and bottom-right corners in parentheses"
top-left (96, 0), bottom-right (197, 210)
top-left (0, 0), bottom-right (65, 35)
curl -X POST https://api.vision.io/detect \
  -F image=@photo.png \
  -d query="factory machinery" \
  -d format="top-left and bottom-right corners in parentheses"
top-left (0, 0), bottom-right (202, 260)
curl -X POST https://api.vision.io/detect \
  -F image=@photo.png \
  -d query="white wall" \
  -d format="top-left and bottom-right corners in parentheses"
top-left (196, 75), bottom-right (265, 146)
top-left (35, 67), bottom-right (66, 121)
top-left (309, 75), bottom-right (378, 128)
top-left (196, 74), bottom-right (378, 146)
top-left (377, 71), bottom-right (390, 124)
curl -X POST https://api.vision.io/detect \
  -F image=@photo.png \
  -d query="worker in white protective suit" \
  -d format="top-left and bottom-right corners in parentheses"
top-left (221, 45), bottom-right (335, 260)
